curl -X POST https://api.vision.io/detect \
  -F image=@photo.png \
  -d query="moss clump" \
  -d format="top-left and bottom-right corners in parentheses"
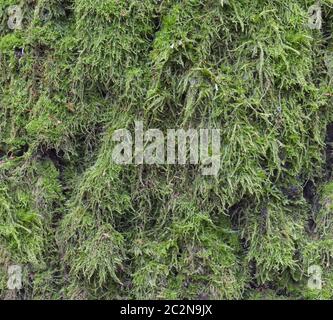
top-left (1, 0), bottom-right (333, 300)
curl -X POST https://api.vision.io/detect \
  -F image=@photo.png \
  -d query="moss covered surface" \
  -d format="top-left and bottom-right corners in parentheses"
top-left (1, 0), bottom-right (333, 299)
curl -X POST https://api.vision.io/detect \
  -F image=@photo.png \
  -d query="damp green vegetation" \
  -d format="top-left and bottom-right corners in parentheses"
top-left (1, 0), bottom-right (333, 300)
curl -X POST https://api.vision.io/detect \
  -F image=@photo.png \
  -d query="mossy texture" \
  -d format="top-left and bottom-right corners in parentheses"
top-left (1, 0), bottom-right (333, 300)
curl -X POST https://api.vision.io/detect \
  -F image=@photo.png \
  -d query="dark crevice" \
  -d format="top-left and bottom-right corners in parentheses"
top-left (37, 146), bottom-right (66, 172)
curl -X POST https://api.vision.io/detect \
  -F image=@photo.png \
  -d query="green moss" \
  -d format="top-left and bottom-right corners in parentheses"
top-left (1, 0), bottom-right (333, 300)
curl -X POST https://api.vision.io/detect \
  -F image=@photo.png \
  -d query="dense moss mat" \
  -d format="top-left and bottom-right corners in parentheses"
top-left (1, 0), bottom-right (333, 299)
